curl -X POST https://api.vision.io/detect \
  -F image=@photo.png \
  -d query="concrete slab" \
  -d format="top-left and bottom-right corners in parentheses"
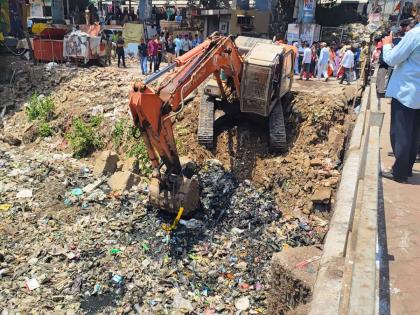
top-left (378, 98), bottom-right (420, 315)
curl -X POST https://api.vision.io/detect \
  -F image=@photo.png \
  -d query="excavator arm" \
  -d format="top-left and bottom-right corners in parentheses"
top-left (128, 35), bottom-right (243, 214)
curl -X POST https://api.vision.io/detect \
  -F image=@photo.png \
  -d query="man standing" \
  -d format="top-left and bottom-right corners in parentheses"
top-left (148, 36), bottom-right (158, 72)
top-left (299, 42), bottom-right (311, 80)
top-left (174, 34), bottom-right (182, 57)
top-left (138, 38), bottom-right (148, 75)
top-left (381, 14), bottom-right (420, 183)
top-left (116, 33), bottom-right (126, 68)
top-left (317, 42), bottom-right (330, 81)
top-left (339, 47), bottom-right (354, 85)
top-left (182, 34), bottom-right (191, 55)
top-left (359, 41), bottom-right (369, 84)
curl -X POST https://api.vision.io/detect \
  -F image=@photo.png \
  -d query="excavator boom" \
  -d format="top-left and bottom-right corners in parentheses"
top-left (128, 35), bottom-right (243, 214)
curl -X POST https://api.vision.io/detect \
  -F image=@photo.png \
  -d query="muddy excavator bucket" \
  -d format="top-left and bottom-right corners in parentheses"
top-left (149, 175), bottom-right (200, 215)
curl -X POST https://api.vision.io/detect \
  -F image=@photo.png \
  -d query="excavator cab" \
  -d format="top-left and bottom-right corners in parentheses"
top-left (200, 40), bottom-right (295, 151)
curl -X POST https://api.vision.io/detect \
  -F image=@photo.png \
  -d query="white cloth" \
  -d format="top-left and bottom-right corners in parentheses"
top-left (317, 63), bottom-right (328, 79)
top-left (318, 47), bottom-right (330, 65)
top-left (302, 47), bottom-right (312, 64)
top-left (341, 50), bottom-right (355, 68)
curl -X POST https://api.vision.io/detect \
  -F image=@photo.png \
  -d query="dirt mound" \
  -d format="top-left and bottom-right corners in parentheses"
top-left (175, 89), bottom-right (353, 216)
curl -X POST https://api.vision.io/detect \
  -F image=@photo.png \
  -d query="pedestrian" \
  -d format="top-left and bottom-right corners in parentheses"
top-left (328, 45), bottom-right (336, 77)
top-left (174, 34), bottom-right (182, 57)
top-left (165, 35), bottom-right (175, 63)
top-left (293, 41), bottom-right (300, 75)
top-left (138, 38), bottom-right (148, 75)
top-left (299, 42), bottom-right (311, 80)
top-left (192, 34), bottom-right (199, 48)
top-left (359, 40), bottom-right (369, 84)
top-left (105, 36), bottom-right (112, 66)
top-left (380, 13), bottom-right (420, 183)
top-left (339, 46), bottom-right (354, 85)
top-left (116, 33), bottom-right (126, 68)
top-left (353, 43), bottom-right (361, 78)
top-left (182, 34), bottom-right (191, 55)
top-left (376, 40), bottom-right (391, 97)
top-left (156, 36), bottom-right (163, 71)
top-left (310, 42), bottom-right (318, 78)
top-left (148, 35), bottom-right (158, 72)
top-left (317, 42), bottom-right (330, 81)
top-left (335, 44), bottom-right (343, 78)
top-left (198, 31), bottom-right (204, 44)
top-left (297, 42), bottom-right (304, 73)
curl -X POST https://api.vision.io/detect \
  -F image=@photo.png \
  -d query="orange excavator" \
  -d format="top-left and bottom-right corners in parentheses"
top-left (128, 34), bottom-right (297, 214)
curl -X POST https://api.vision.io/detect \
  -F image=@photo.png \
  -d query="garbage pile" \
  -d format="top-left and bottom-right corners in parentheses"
top-left (341, 23), bottom-right (371, 43)
top-left (0, 146), bottom-right (327, 313)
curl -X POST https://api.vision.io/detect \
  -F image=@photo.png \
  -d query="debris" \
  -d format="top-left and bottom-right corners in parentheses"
top-left (311, 187), bottom-right (332, 204)
top-left (110, 248), bottom-right (123, 255)
top-left (112, 274), bottom-right (124, 284)
top-left (93, 150), bottom-right (119, 176)
top-left (0, 135), bottom-right (21, 146)
top-left (82, 177), bottom-right (106, 193)
top-left (0, 204), bottom-right (12, 211)
top-left (173, 291), bottom-right (194, 312)
top-left (235, 296), bottom-right (250, 311)
top-left (71, 187), bottom-right (83, 196)
top-left (121, 157), bottom-right (140, 174)
top-left (25, 278), bottom-right (40, 291)
top-left (16, 189), bottom-right (32, 198)
top-left (107, 171), bottom-right (141, 192)
top-left (179, 218), bottom-right (205, 230)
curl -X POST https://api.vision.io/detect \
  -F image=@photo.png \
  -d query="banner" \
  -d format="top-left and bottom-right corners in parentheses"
top-left (302, 0), bottom-right (316, 23)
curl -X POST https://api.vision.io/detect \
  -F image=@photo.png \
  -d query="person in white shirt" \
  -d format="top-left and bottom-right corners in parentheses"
top-left (181, 34), bottom-right (191, 55)
top-left (299, 41), bottom-right (312, 80)
top-left (317, 42), bottom-right (330, 81)
top-left (340, 47), bottom-right (355, 85)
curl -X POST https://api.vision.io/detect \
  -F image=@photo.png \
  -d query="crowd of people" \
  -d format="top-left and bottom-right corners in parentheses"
top-left (136, 31), bottom-right (204, 75)
top-left (293, 40), bottom-right (369, 85)
top-left (101, 30), bottom-right (205, 73)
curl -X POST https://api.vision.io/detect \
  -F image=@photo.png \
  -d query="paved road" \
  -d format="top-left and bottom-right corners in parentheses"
top-left (378, 98), bottom-right (420, 315)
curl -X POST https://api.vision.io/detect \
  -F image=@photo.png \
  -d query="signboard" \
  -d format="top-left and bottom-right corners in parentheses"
top-left (300, 24), bottom-right (320, 45)
top-left (31, 3), bottom-right (44, 17)
top-left (302, 0), bottom-right (316, 23)
top-left (286, 23), bottom-right (300, 44)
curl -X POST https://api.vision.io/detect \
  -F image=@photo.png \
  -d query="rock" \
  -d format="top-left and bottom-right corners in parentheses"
top-left (311, 187), bottom-right (332, 204)
top-left (173, 292), bottom-right (194, 312)
top-left (108, 171), bottom-right (141, 192)
top-left (122, 157), bottom-right (140, 174)
top-left (268, 246), bottom-right (322, 314)
top-left (93, 150), bottom-right (119, 176)
top-left (180, 156), bottom-right (196, 178)
top-left (235, 296), bottom-right (250, 311)
top-left (0, 135), bottom-right (22, 146)
top-left (309, 159), bottom-right (322, 167)
top-left (22, 124), bottom-right (39, 144)
top-left (235, 262), bottom-right (247, 271)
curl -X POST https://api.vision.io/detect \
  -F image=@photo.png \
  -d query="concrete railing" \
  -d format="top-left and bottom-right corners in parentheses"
top-left (309, 71), bottom-right (384, 315)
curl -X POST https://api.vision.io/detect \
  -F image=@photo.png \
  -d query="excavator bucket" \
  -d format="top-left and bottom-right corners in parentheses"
top-left (149, 176), bottom-right (200, 216)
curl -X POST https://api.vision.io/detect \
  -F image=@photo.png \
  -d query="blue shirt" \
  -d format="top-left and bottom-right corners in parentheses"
top-left (174, 38), bottom-right (182, 52)
top-left (383, 24), bottom-right (420, 109)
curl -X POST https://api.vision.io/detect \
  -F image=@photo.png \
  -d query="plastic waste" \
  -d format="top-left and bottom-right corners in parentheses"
top-left (71, 188), bottom-right (83, 196)
top-left (25, 278), bottom-right (40, 291)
